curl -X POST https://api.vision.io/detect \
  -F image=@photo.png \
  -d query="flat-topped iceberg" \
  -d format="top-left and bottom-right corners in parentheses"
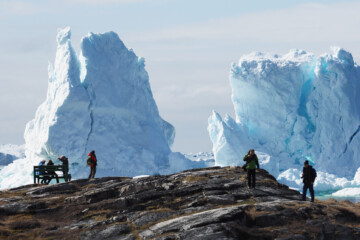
top-left (209, 48), bottom-right (360, 191)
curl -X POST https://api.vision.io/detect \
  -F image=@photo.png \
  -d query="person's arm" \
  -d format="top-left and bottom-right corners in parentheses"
top-left (311, 168), bottom-right (316, 184)
top-left (301, 167), bottom-right (305, 179)
top-left (255, 155), bottom-right (260, 169)
top-left (243, 154), bottom-right (249, 162)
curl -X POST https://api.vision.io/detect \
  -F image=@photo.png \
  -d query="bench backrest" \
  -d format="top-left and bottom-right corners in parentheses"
top-left (34, 165), bottom-right (68, 175)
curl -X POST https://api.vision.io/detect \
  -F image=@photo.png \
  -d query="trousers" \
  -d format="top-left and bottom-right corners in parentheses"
top-left (247, 169), bottom-right (256, 188)
top-left (302, 182), bottom-right (314, 202)
top-left (88, 166), bottom-right (96, 179)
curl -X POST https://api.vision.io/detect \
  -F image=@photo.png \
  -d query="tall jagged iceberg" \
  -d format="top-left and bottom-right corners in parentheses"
top-left (208, 48), bottom-right (360, 189)
top-left (78, 31), bottom-right (175, 177)
top-left (25, 27), bottom-right (91, 169)
top-left (0, 27), bottom-right (182, 188)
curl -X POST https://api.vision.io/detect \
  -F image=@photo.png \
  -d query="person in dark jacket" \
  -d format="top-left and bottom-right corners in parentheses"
top-left (45, 160), bottom-right (59, 184)
top-left (57, 155), bottom-right (69, 176)
top-left (243, 149), bottom-right (260, 189)
top-left (301, 160), bottom-right (316, 202)
top-left (88, 150), bottom-right (97, 179)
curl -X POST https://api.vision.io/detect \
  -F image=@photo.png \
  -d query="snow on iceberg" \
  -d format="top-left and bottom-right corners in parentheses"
top-left (332, 188), bottom-right (360, 198)
top-left (277, 168), bottom-right (358, 192)
top-left (0, 27), bottom-right (203, 189)
top-left (208, 48), bottom-right (360, 191)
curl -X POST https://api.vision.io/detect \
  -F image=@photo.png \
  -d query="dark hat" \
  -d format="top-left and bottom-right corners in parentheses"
top-left (58, 155), bottom-right (66, 160)
top-left (304, 160), bottom-right (309, 165)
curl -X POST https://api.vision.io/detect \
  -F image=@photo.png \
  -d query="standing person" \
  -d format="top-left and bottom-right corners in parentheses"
top-left (45, 160), bottom-right (59, 184)
top-left (87, 150), bottom-right (97, 179)
top-left (301, 160), bottom-right (316, 202)
top-left (243, 149), bottom-right (260, 189)
top-left (57, 155), bottom-right (69, 175)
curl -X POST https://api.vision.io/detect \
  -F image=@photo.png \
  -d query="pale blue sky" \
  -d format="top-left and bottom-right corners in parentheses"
top-left (1, 0), bottom-right (360, 153)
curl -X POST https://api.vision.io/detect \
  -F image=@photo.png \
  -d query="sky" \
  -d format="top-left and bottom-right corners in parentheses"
top-left (1, 0), bottom-right (360, 154)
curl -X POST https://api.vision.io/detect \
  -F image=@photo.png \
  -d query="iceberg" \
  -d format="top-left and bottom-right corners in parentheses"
top-left (0, 27), bottom-right (204, 189)
top-left (332, 188), bottom-right (360, 198)
top-left (208, 48), bottom-right (360, 191)
top-left (0, 144), bottom-right (25, 166)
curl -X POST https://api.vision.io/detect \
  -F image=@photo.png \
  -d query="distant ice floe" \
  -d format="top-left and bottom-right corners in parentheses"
top-left (332, 188), bottom-right (360, 197)
top-left (278, 168), bottom-right (360, 192)
top-left (0, 144), bottom-right (25, 166)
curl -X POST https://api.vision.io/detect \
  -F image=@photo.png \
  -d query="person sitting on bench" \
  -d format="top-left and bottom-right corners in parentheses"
top-left (44, 160), bottom-right (59, 184)
top-left (38, 160), bottom-right (46, 184)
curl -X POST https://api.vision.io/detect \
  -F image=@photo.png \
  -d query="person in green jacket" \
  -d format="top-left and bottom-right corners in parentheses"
top-left (243, 149), bottom-right (260, 189)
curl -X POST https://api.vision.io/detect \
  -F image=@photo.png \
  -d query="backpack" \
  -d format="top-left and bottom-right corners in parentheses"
top-left (87, 156), bottom-right (93, 166)
top-left (311, 167), bottom-right (317, 181)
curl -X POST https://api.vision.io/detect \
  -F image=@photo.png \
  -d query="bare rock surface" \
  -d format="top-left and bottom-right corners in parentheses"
top-left (0, 166), bottom-right (359, 239)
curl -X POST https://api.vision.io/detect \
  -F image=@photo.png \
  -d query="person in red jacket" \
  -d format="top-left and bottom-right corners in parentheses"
top-left (87, 150), bottom-right (97, 179)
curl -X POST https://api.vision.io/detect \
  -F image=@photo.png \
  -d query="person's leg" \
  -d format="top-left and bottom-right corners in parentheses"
top-left (309, 184), bottom-right (314, 202)
top-left (55, 174), bottom-right (59, 183)
top-left (41, 176), bottom-right (48, 184)
top-left (251, 170), bottom-right (256, 188)
top-left (247, 170), bottom-right (251, 188)
top-left (88, 167), bottom-right (92, 179)
top-left (302, 183), bottom-right (308, 201)
top-left (47, 177), bottom-right (52, 184)
top-left (44, 176), bottom-right (49, 184)
top-left (90, 167), bottom-right (96, 178)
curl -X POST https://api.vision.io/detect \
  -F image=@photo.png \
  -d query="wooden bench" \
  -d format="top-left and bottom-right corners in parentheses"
top-left (33, 165), bottom-right (71, 184)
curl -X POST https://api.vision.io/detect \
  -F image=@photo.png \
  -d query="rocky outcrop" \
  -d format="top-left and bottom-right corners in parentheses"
top-left (0, 167), bottom-right (359, 239)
